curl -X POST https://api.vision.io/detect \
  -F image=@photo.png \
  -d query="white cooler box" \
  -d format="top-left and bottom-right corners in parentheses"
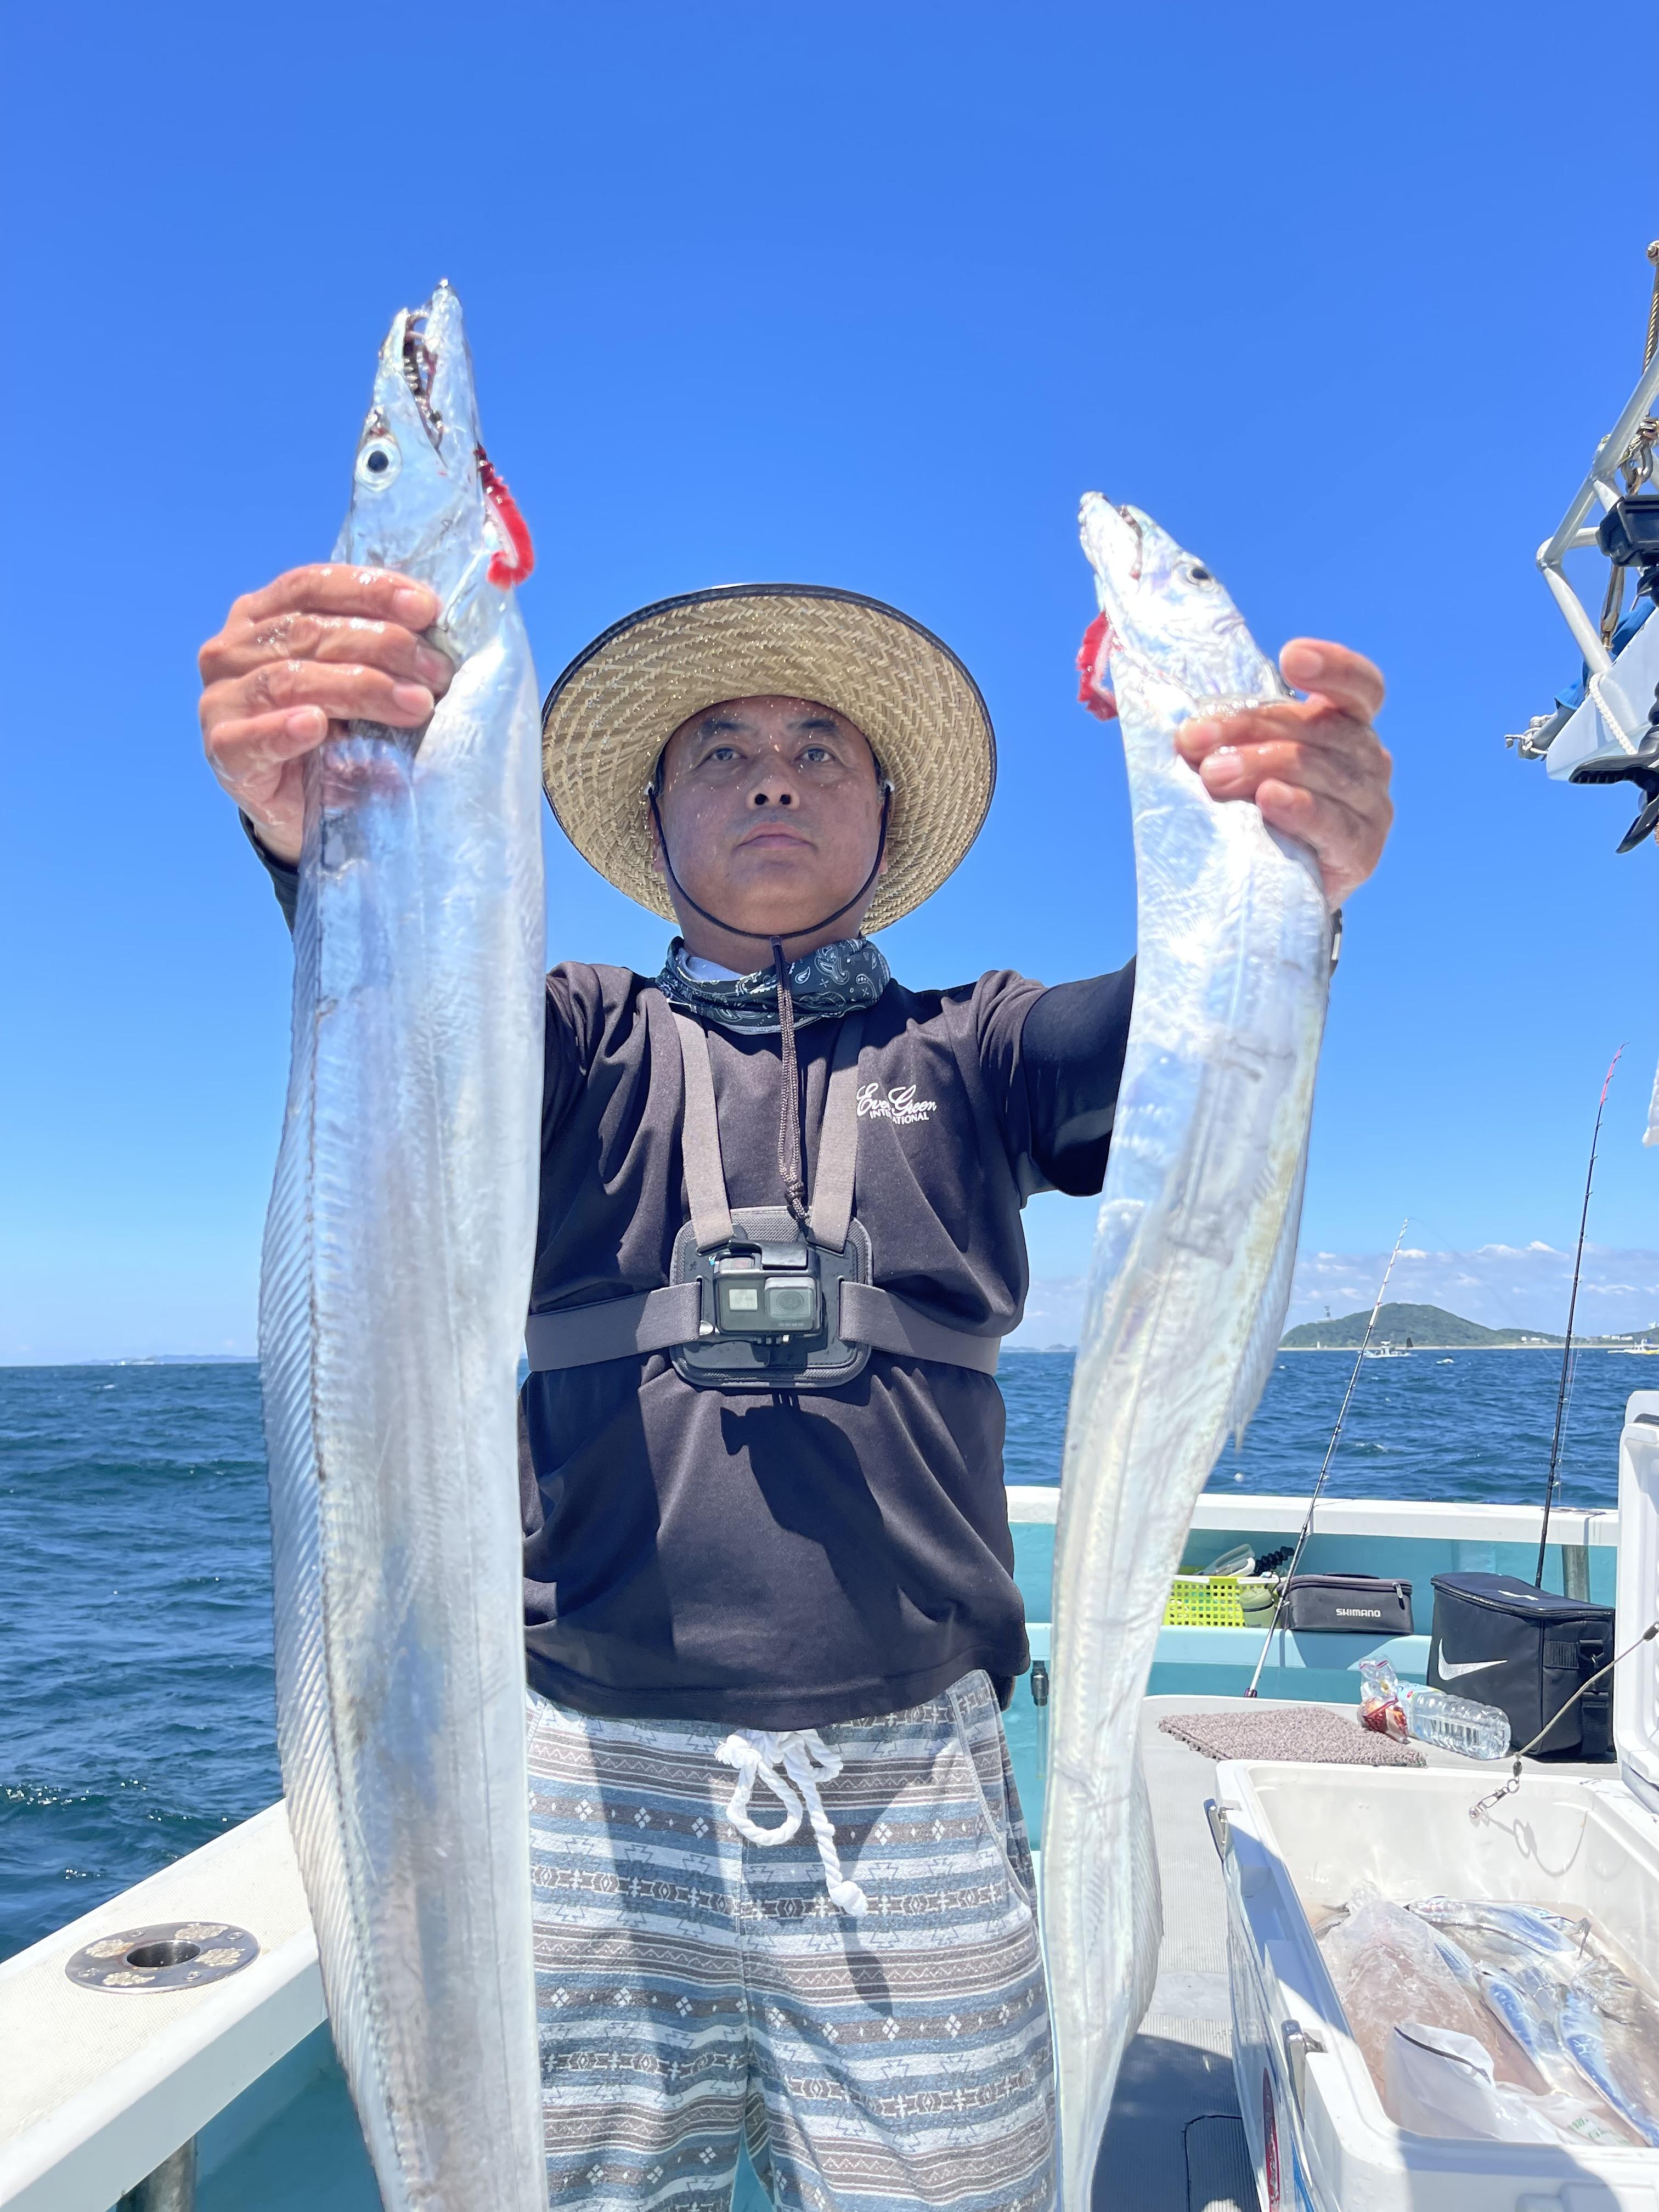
top-left (1214, 1390), bottom-right (1659, 2212)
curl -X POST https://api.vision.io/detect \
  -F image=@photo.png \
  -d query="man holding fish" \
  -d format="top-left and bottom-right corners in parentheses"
top-left (201, 530), bottom-right (1390, 2208)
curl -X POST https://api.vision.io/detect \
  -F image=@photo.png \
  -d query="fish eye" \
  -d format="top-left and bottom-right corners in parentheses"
top-left (355, 436), bottom-right (402, 488)
top-left (1180, 559), bottom-right (1214, 585)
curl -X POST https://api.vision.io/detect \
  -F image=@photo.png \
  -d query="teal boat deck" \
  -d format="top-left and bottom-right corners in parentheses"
top-left (151, 1495), bottom-right (1615, 2210)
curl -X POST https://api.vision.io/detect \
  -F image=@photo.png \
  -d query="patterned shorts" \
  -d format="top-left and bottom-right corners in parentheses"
top-left (526, 1671), bottom-right (1055, 2211)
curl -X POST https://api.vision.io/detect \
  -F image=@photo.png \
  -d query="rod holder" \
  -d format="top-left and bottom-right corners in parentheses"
top-left (65, 1920), bottom-right (258, 1994)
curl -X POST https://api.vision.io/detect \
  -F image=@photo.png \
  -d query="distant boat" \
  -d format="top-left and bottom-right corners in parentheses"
top-left (1363, 1338), bottom-right (1412, 1359)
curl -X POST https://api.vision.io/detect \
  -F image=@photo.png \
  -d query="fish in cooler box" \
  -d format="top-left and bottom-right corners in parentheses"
top-left (1560, 1982), bottom-right (1659, 2149)
top-left (1215, 1759), bottom-right (1659, 2209)
top-left (1213, 1396), bottom-right (1659, 2208)
top-left (1319, 1887), bottom-right (1547, 2098)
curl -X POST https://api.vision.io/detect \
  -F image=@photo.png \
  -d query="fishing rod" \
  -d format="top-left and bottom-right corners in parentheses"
top-left (1534, 1046), bottom-right (1624, 1588)
top-left (1244, 1218), bottom-right (1409, 1700)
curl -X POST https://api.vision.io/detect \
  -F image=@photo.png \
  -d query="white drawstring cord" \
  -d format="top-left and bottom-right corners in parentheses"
top-left (715, 1729), bottom-right (870, 1917)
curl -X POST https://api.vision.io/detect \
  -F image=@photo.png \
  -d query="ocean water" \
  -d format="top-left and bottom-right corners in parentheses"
top-left (1, 1364), bottom-right (278, 1968)
top-left (2, 1347), bottom-right (1646, 1962)
top-left (1002, 1344), bottom-right (1646, 1509)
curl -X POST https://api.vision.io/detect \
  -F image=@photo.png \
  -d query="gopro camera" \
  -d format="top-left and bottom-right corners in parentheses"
top-left (711, 1240), bottom-right (824, 1340)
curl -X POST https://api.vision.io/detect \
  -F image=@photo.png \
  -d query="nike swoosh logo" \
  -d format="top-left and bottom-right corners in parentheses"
top-left (1439, 1657), bottom-right (1504, 1680)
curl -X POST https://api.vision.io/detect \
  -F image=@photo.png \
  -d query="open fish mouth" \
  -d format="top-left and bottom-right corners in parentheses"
top-left (396, 292), bottom-right (448, 451)
top-left (1083, 496), bottom-right (1144, 586)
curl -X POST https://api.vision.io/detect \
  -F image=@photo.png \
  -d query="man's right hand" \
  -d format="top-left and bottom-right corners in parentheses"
top-left (199, 565), bottom-right (453, 865)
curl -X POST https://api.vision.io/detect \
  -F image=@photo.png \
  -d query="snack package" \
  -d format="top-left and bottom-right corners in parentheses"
top-left (1359, 1657), bottom-right (1409, 1742)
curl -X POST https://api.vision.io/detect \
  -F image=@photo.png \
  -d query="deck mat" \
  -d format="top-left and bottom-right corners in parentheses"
top-left (1184, 2114), bottom-right (1256, 2212)
top-left (1158, 1704), bottom-right (1426, 1767)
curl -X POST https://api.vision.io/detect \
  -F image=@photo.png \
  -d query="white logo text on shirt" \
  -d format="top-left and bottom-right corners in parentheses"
top-left (857, 1082), bottom-right (938, 1126)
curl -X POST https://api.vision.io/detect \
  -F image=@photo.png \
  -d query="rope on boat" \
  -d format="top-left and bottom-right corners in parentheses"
top-left (1469, 1621), bottom-right (1659, 1825)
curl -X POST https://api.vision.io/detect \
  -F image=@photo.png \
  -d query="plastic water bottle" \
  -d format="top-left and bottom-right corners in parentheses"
top-left (1400, 1683), bottom-right (1511, 1760)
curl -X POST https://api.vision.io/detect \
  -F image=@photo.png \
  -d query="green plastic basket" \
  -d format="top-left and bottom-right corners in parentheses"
top-left (1163, 1575), bottom-right (1280, 1627)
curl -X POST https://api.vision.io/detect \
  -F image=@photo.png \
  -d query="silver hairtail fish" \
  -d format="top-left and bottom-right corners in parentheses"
top-left (1411, 1897), bottom-right (1593, 1967)
top-left (259, 283), bottom-right (545, 2210)
top-left (1425, 1926), bottom-right (1483, 1995)
top-left (1477, 1963), bottom-right (1584, 2100)
top-left (1562, 1984), bottom-right (1659, 2146)
top-left (1043, 499), bottom-right (1334, 2205)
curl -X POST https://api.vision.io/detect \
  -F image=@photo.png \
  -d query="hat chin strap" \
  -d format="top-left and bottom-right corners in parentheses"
top-left (647, 785), bottom-right (891, 1233)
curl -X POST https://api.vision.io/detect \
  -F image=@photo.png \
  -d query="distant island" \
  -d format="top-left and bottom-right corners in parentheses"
top-left (110, 1353), bottom-right (257, 1365)
top-left (1282, 1301), bottom-right (1659, 1351)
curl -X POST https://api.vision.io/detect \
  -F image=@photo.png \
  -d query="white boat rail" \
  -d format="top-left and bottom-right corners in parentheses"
top-left (1010, 1483), bottom-right (1617, 1548)
top-left (0, 1804), bottom-right (321, 2212)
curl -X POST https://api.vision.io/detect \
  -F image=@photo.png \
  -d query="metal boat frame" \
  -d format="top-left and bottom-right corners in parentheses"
top-left (1532, 343), bottom-right (1659, 759)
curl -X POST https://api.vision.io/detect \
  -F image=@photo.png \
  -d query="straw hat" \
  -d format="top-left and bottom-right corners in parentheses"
top-left (540, 584), bottom-right (996, 932)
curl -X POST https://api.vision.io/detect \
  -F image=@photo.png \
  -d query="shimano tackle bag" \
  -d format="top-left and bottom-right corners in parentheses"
top-left (1278, 1573), bottom-right (1413, 1635)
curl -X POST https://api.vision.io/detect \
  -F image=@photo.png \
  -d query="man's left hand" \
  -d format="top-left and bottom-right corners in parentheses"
top-left (1175, 639), bottom-right (1392, 907)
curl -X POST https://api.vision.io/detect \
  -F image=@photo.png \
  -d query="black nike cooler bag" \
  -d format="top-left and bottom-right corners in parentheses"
top-left (1427, 1572), bottom-right (1615, 1760)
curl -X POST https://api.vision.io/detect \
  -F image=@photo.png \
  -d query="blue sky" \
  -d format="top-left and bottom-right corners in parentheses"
top-left (3, 1), bottom-right (1656, 1361)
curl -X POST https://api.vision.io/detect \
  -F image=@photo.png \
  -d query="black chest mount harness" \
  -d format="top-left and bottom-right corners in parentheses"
top-left (524, 997), bottom-right (1001, 1390)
